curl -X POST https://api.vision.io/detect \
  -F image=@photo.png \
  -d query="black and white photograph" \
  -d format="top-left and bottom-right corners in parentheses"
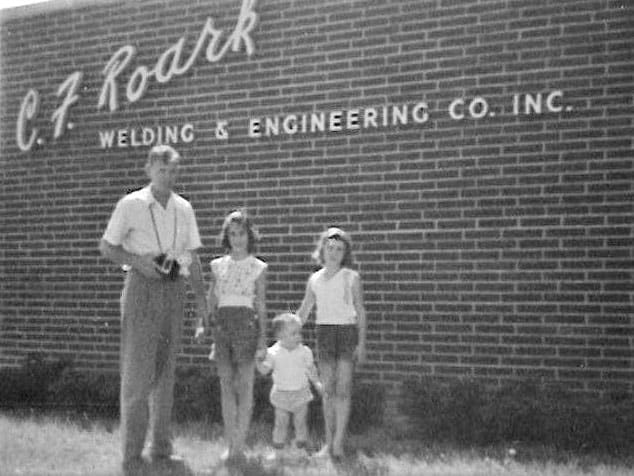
top-left (0, 0), bottom-right (632, 475)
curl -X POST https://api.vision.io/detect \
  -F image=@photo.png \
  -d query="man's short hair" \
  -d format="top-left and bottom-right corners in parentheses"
top-left (146, 144), bottom-right (181, 166)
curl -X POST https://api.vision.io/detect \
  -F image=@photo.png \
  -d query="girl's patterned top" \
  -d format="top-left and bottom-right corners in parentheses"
top-left (211, 255), bottom-right (267, 309)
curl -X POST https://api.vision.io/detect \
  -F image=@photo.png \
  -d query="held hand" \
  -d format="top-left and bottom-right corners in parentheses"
top-left (255, 347), bottom-right (267, 361)
top-left (256, 335), bottom-right (267, 356)
top-left (313, 381), bottom-right (324, 397)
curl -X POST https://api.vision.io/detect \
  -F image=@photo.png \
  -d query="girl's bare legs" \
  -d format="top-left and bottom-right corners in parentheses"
top-left (318, 360), bottom-right (337, 453)
top-left (233, 360), bottom-right (256, 454)
top-left (217, 361), bottom-right (237, 458)
top-left (332, 359), bottom-right (354, 457)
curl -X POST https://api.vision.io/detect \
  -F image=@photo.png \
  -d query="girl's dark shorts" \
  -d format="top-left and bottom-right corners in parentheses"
top-left (214, 306), bottom-right (259, 365)
top-left (316, 324), bottom-right (358, 362)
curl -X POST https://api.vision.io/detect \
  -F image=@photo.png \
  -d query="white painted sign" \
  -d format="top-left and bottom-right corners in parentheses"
top-left (16, 0), bottom-right (258, 151)
top-left (14, 0), bottom-right (573, 152)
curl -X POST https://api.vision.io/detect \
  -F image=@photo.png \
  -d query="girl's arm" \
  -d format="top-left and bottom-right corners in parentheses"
top-left (303, 346), bottom-right (323, 395)
top-left (254, 267), bottom-right (268, 356)
top-left (351, 271), bottom-right (367, 364)
top-left (296, 278), bottom-right (316, 325)
top-left (256, 350), bottom-right (272, 375)
top-left (306, 360), bottom-right (323, 396)
top-left (205, 269), bottom-right (218, 324)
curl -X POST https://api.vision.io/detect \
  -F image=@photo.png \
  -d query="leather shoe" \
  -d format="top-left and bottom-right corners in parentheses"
top-left (150, 453), bottom-right (184, 464)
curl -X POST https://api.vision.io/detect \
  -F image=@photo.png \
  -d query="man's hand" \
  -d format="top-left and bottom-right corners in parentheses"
top-left (99, 240), bottom-right (161, 280)
top-left (135, 254), bottom-right (162, 279)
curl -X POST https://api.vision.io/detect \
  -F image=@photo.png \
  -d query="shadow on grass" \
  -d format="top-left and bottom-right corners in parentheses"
top-left (122, 458), bottom-right (196, 476)
top-left (205, 455), bottom-right (285, 476)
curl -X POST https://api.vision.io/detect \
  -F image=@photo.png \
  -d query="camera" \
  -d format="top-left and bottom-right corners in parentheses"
top-left (154, 253), bottom-right (180, 280)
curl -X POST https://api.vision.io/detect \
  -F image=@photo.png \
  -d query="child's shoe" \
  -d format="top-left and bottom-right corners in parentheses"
top-left (265, 443), bottom-right (285, 462)
top-left (314, 444), bottom-right (330, 458)
top-left (264, 449), bottom-right (279, 462)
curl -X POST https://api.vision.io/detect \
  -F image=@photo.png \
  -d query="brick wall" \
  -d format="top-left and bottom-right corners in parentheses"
top-left (1, 0), bottom-right (632, 400)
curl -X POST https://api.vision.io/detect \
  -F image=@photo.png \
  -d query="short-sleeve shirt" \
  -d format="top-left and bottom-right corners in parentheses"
top-left (102, 185), bottom-right (201, 274)
top-left (309, 267), bottom-right (358, 325)
top-left (211, 255), bottom-right (267, 309)
top-left (260, 342), bottom-right (315, 391)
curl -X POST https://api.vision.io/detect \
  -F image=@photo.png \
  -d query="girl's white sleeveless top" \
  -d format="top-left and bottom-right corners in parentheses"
top-left (309, 267), bottom-right (357, 325)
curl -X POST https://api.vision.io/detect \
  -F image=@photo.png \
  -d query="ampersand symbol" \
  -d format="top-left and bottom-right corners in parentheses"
top-left (215, 120), bottom-right (229, 140)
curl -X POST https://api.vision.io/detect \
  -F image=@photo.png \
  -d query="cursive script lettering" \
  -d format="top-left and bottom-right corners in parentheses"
top-left (52, 71), bottom-right (82, 139)
top-left (98, 0), bottom-right (258, 112)
top-left (16, 89), bottom-right (40, 151)
top-left (16, 0), bottom-right (259, 152)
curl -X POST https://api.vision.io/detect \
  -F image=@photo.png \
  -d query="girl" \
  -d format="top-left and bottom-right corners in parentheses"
top-left (195, 209), bottom-right (267, 461)
top-left (297, 227), bottom-right (367, 460)
top-left (256, 313), bottom-right (323, 460)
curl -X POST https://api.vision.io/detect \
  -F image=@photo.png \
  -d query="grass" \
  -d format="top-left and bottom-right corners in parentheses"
top-left (0, 411), bottom-right (633, 476)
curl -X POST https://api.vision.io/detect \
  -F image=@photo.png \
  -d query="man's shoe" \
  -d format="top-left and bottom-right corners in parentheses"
top-left (122, 456), bottom-right (145, 475)
top-left (150, 453), bottom-right (184, 464)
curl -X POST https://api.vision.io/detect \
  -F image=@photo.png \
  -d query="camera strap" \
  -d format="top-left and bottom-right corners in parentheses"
top-left (149, 204), bottom-right (177, 254)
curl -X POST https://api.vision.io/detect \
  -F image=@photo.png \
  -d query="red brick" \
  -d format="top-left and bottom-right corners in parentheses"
top-left (0, 0), bottom-right (631, 401)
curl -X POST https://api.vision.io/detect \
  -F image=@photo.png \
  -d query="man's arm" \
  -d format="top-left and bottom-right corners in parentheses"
top-left (296, 278), bottom-right (316, 325)
top-left (188, 251), bottom-right (208, 324)
top-left (99, 239), bottom-right (159, 279)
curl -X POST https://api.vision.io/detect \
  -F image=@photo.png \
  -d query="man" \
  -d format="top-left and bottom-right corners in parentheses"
top-left (99, 145), bottom-right (207, 470)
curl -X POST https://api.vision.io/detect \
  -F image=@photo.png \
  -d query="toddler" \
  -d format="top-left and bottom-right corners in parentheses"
top-left (257, 313), bottom-right (323, 459)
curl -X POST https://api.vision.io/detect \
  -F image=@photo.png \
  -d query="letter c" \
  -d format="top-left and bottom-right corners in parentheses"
top-left (17, 89), bottom-right (40, 152)
top-left (449, 98), bottom-right (465, 120)
top-left (546, 90), bottom-right (563, 112)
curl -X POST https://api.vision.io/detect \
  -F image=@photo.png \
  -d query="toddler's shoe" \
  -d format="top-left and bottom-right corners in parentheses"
top-left (264, 449), bottom-right (279, 462)
top-left (314, 444), bottom-right (330, 458)
top-left (265, 443), bottom-right (285, 462)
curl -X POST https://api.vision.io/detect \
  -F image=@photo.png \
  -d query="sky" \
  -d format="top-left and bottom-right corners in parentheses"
top-left (0, 0), bottom-right (53, 10)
